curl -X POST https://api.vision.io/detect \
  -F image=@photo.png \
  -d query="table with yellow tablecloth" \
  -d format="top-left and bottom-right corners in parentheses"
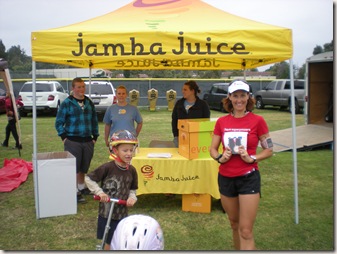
top-left (131, 148), bottom-right (220, 199)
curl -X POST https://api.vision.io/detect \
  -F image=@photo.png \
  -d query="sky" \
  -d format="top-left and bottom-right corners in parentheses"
top-left (0, 0), bottom-right (333, 70)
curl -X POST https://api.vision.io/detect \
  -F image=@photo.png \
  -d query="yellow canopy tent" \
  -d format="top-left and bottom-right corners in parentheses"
top-left (31, 0), bottom-right (292, 70)
top-left (31, 0), bottom-right (299, 223)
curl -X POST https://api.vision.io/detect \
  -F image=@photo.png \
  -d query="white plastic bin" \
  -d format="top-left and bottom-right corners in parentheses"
top-left (34, 151), bottom-right (77, 219)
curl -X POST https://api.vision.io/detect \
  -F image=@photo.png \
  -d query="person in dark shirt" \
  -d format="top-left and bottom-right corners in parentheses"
top-left (171, 80), bottom-right (210, 147)
top-left (1, 92), bottom-right (23, 149)
top-left (85, 130), bottom-right (138, 250)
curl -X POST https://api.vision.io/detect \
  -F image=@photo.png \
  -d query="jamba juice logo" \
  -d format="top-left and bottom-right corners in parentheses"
top-left (141, 165), bottom-right (155, 185)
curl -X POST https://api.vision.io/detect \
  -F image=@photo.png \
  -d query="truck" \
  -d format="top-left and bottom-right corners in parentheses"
top-left (202, 82), bottom-right (229, 112)
top-left (254, 79), bottom-right (305, 114)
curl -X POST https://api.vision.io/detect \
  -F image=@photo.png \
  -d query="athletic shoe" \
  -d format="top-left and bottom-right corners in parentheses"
top-left (77, 193), bottom-right (87, 204)
top-left (14, 144), bottom-right (22, 150)
top-left (80, 188), bottom-right (92, 195)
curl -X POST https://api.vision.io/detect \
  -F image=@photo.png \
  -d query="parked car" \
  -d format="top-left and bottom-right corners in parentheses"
top-left (84, 80), bottom-right (117, 119)
top-left (0, 88), bottom-right (6, 114)
top-left (254, 79), bottom-right (305, 114)
top-left (203, 83), bottom-right (229, 112)
top-left (18, 81), bottom-right (68, 116)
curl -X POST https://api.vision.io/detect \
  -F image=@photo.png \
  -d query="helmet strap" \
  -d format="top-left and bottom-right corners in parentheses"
top-left (111, 147), bottom-right (130, 170)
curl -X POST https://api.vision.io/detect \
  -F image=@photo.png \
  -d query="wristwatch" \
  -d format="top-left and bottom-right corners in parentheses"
top-left (249, 155), bottom-right (256, 164)
top-left (215, 154), bottom-right (223, 163)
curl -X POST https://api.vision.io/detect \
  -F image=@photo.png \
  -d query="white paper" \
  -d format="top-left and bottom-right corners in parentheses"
top-left (223, 131), bottom-right (248, 154)
top-left (147, 153), bottom-right (172, 158)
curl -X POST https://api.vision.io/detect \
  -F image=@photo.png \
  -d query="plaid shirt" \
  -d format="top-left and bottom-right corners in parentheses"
top-left (55, 95), bottom-right (99, 141)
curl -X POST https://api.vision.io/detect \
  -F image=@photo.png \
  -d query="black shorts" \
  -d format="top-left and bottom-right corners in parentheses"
top-left (218, 169), bottom-right (261, 198)
top-left (97, 215), bottom-right (121, 245)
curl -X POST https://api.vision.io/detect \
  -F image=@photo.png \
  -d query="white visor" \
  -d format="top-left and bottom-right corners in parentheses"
top-left (228, 81), bottom-right (250, 93)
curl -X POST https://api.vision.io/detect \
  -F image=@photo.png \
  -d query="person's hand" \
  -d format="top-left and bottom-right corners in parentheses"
top-left (126, 197), bottom-right (137, 207)
top-left (98, 193), bottom-right (110, 203)
top-left (219, 146), bottom-right (232, 163)
top-left (173, 136), bottom-right (179, 147)
top-left (7, 110), bottom-right (13, 116)
top-left (238, 145), bottom-right (252, 163)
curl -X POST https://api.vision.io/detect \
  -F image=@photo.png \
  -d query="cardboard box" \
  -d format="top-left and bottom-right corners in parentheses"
top-left (182, 194), bottom-right (211, 213)
top-left (34, 151), bottom-right (77, 219)
top-left (178, 118), bottom-right (217, 159)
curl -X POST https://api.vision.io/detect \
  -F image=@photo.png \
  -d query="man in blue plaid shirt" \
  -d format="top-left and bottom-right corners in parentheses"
top-left (55, 77), bottom-right (99, 203)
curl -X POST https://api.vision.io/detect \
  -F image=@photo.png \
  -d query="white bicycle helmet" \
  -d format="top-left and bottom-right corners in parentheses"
top-left (110, 214), bottom-right (164, 250)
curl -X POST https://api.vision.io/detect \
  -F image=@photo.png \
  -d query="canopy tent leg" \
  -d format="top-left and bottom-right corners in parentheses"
top-left (32, 61), bottom-right (41, 218)
top-left (289, 59), bottom-right (299, 224)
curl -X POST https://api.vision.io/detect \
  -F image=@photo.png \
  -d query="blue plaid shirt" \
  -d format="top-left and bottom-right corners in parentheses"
top-left (55, 96), bottom-right (99, 141)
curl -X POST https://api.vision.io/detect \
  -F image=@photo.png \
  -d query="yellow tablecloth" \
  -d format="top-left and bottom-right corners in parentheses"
top-left (132, 148), bottom-right (220, 199)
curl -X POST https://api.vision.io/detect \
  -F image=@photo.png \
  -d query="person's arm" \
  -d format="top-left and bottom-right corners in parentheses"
top-left (134, 107), bottom-right (143, 137)
top-left (210, 134), bottom-right (222, 160)
top-left (89, 99), bottom-right (99, 142)
top-left (198, 98), bottom-right (210, 118)
top-left (203, 101), bottom-right (211, 118)
top-left (171, 101), bottom-right (179, 137)
top-left (171, 102), bottom-right (180, 147)
top-left (16, 99), bottom-right (24, 107)
top-left (85, 175), bottom-right (104, 196)
top-left (104, 124), bottom-right (111, 147)
top-left (253, 117), bottom-right (273, 162)
top-left (127, 189), bottom-right (137, 207)
top-left (55, 102), bottom-right (67, 140)
top-left (128, 189), bottom-right (137, 201)
top-left (256, 133), bottom-right (274, 161)
top-left (135, 122), bottom-right (143, 137)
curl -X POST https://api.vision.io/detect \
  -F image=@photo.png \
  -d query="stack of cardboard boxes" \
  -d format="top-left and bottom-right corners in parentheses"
top-left (177, 118), bottom-right (218, 213)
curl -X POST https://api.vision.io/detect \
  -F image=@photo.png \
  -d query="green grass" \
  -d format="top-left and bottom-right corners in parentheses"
top-left (0, 108), bottom-right (333, 250)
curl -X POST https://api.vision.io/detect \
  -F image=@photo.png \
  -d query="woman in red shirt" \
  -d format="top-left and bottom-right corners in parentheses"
top-left (210, 80), bottom-right (273, 250)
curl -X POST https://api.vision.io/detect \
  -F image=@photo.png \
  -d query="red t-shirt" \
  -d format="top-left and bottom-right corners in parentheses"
top-left (213, 112), bottom-right (269, 177)
top-left (5, 97), bottom-right (23, 113)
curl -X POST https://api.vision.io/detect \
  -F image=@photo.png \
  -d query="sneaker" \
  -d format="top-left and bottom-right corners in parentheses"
top-left (1, 142), bottom-right (8, 147)
top-left (77, 192), bottom-right (87, 204)
top-left (80, 188), bottom-right (92, 195)
top-left (14, 144), bottom-right (22, 150)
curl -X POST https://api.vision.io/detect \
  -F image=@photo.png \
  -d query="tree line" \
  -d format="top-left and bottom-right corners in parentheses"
top-left (0, 39), bottom-right (333, 79)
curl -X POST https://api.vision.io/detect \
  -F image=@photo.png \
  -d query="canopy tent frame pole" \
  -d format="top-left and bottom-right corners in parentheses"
top-left (32, 61), bottom-right (37, 161)
top-left (289, 59), bottom-right (299, 224)
top-left (32, 60), bottom-right (40, 218)
top-left (88, 66), bottom-right (92, 98)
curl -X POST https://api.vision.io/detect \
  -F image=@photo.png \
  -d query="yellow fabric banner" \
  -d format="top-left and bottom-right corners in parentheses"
top-left (31, 0), bottom-right (292, 70)
top-left (131, 148), bottom-right (220, 199)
